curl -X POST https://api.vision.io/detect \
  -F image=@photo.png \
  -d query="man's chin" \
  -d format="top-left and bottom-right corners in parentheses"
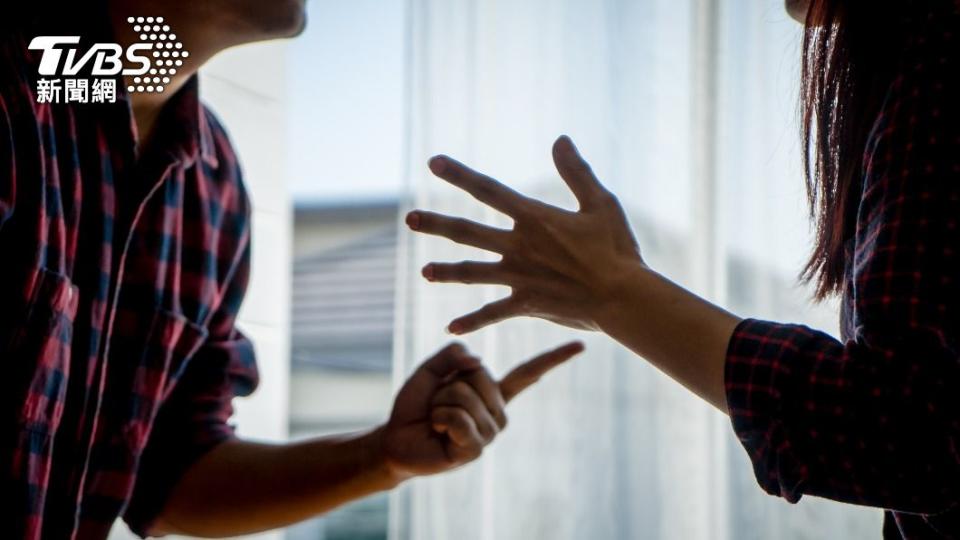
top-left (255, 1), bottom-right (308, 40)
top-left (287, 8), bottom-right (308, 38)
top-left (282, 0), bottom-right (308, 37)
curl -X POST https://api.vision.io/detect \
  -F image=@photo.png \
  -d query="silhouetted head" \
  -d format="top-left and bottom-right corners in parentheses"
top-left (108, 0), bottom-right (307, 51)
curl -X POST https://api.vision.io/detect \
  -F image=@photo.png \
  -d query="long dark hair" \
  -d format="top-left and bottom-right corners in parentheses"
top-left (799, 0), bottom-right (901, 299)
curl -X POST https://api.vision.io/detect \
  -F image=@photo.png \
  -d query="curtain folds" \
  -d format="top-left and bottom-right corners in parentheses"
top-left (392, 1), bottom-right (881, 538)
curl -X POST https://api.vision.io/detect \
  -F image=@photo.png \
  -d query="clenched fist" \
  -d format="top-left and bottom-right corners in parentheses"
top-left (378, 341), bottom-right (583, 480)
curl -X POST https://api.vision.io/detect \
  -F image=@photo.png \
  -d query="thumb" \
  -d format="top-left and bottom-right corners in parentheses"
top-left (552, 136), bottom-right (607, 209)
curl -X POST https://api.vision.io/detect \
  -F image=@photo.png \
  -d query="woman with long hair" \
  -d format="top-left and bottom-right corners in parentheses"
top-left (407, 0), bottom-right (960, 537)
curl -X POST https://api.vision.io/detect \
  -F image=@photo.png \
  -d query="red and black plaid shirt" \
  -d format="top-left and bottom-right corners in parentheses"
top-left (0, 23), bottom-right (259, 540)
top-left (725, 2), bottom-right (960, 538)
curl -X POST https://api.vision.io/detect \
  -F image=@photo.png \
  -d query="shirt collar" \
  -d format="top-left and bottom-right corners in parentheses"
top-left (138, 76), bottom-right (219, 169)
top-left (18, 11), bottom-right (218, 171)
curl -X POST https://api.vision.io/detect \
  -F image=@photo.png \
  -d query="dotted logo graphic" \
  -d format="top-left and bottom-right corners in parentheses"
top-left (125, 16), bottom-right (189, 94)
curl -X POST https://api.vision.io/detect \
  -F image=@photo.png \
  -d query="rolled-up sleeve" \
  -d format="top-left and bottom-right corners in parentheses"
top-left (725, 6), bottom-right (960, 514)
top-left (726, 317), bottom-right (960, 513)
top-left (123, 236), bottom-right (260, 535)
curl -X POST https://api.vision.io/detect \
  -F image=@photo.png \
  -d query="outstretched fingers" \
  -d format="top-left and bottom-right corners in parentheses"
top-left (406, 210), bottom-right (511, 254)
top-left (446, 296), bottom-right (520, 335)
top-left (428, 155), bottom-right (534, 218)
top-left (422, 261), bottom-right (516, 286)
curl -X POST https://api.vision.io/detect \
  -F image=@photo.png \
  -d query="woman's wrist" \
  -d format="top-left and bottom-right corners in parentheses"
top-left (588, 259), bottom-right (741, 412)
top-left (589, 257), bottom-right (655, 332)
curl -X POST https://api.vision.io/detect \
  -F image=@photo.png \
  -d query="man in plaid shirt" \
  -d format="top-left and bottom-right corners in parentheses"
top-left (0, 1), bottom-right (583, 538)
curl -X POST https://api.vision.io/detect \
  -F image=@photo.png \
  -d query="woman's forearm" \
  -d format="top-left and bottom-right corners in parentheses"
top-left (593, 263), bottom-right (742, 413)
top-left (153, 428), bottom-right (399, 537)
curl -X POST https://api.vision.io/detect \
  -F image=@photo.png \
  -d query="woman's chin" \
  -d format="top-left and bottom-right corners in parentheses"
top-left (785, 0), bottom-right (810, 23)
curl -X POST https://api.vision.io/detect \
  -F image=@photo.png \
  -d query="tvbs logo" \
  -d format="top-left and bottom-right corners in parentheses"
top-left (30, 36), bottom-right (153, 77)
top-left (28, 16), bottom-right (189, 104)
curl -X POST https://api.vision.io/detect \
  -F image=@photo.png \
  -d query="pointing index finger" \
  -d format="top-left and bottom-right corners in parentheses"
top-left (499, 341), bottom-right (584, 403)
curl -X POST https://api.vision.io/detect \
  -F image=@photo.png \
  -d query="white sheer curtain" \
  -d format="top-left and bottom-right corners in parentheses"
top-left (392, 1), bottom-right (882, 539)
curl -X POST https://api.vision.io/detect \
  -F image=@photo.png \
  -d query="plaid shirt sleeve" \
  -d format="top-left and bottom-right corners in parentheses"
top-left (123, 177), bottom-right (260, 535)
top-left (0, 92), bottom-right (12, 228)
top-left (725, 5), bottom-right (960, 514)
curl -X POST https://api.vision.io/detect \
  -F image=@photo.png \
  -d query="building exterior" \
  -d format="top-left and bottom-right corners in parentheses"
top-left (287, 200), bottom-right (399, 540)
